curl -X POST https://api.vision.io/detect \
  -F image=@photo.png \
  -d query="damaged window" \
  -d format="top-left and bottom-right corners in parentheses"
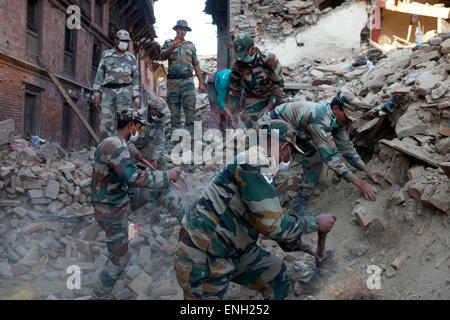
top-left (23, 85), bottom-right (42, 138)
top-left (95, 0), bottom-right (103, 27)
top-left (62, 103), bottom-right (73, 149)
top-left (26, 0), bottom-right (42, 59)
top-left (64, 28), bottom-right (77, 76)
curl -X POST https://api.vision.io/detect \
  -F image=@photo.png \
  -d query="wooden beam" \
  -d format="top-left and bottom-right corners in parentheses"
top-left (38, 57), bottom-right (100, 145)
top-left (379, 139), bottom-right (439, 168)
top-left (384, 0), bottom-right (450, 19)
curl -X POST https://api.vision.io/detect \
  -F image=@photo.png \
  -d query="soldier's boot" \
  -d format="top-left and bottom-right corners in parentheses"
top-left (289, 193), bottom-right (313, 217)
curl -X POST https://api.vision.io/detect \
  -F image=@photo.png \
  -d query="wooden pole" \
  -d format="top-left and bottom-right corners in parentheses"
top-left (38, 57), bottom-right (100, 145)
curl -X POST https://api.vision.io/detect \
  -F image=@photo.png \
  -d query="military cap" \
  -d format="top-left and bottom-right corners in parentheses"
top-left (264, 119), bottom-right (304, 154)
top-left (173, 20), bottom-right (192, 32)
top-left (148, 97), bottom-right (167, 115)
top-left (335, 89), bottom-right (362, 121)
top-left (233, 33), bottom-right (254, 60)
top-left (118, 108), bottom-right (150, 126)
top-left (116, 30), bottom-right (131, 41)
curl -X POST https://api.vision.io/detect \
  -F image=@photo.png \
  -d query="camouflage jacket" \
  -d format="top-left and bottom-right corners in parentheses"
top-left (161, 40), bottom-right (200, 78)
top-left (180, 146), bottom-right (319, 259)
top-left (91, 135), bottom-right (169, 207)
top-left (229, 49), bottom-right (284, 107)
top-left (274, 101), bottom-right (366, 182)
top-left (128, 118), bottom-right (165, 161)
top-left (92, 48), bottom-right (140, 103)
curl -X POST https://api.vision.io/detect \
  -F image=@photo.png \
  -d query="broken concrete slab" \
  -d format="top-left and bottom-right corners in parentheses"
top-left (44, 180), bottom-right (60, 200)
top-left (27, 189), bottom-right (44, 200)
top-left (414, 72), bottom-right (443, 96)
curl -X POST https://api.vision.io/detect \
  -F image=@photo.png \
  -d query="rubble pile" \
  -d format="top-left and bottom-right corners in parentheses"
top-left (0, 137), bottom-right (182, 299)
top-left (283, 33), bottom-right (450, 217)
top-left (230, 0), bottom-right (336, 44)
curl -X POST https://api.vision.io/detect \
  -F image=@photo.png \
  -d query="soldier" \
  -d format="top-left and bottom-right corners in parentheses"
top-left (129, 96), bottom-right (168, 169)
top-left (160, 20), bottom-right (206, 133)
top-left (229, 33), bottom-right (284, 129)
top-left (174, 120), bottom-right (337, 300)
top-left (265, 89), bottom-right (384, 217)
top-left (90, 108), bottom-right (184, 300)
top-left (93, 30), bottom-right (141, 141)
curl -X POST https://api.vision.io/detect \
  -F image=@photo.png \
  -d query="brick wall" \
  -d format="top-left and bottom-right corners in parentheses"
top-left (0, 0), bottom-right (113, 151)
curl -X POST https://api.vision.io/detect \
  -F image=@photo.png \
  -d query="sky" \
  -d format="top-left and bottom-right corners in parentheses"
top-left (153, 0), bottom-right (217, 56)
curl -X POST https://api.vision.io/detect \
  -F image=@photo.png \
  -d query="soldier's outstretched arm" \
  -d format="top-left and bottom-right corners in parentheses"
top-left (109, 144), bottom-right (169, 189)
top-left (308, 122), bottom-right (356, 183)
top-left (92, 52), bottom-right (106, 97)
top-left (333, 127), bottom-right (366, 170)
top-left (310, 123), bottom-right (378, 200)
top-left (237, 164), bottom-right (318, 246)
top-left (132, 59), bottom-right (140, 105)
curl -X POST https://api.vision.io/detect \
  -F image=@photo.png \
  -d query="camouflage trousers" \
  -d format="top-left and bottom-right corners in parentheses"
top-left (99, 86), bottom-right (133, 141)
top-left (92, 185), bottom-right (185, 297)
top-left (174, 241), bottom-right (291, 300)
top-left (240, 97), bottom-right (269, 129)
top-left (167, 78), bottom-right (196, 133)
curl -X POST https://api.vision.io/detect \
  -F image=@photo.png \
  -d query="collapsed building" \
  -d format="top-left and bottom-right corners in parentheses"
top-left (0, 0), bottom-right (449, 301)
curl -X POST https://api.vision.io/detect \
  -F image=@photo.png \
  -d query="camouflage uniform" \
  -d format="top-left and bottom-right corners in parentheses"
top-left (161, 39), bottom-right (199, 133)
top-left (230, 34), bottom-right (284, 129)
top-left (90, 109), bottom-right (184, 298)
top-left (272, 100), bottom-right (366, 197)
top-left (174, 121), bottom-right (318, 300)
top-left (93, 47), bottom-right (140, 141)
top-left (129, 97), bottom-right (168, 169)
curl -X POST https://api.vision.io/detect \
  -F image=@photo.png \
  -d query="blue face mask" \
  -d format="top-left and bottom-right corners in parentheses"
top-left (241, 52), bottom-right (256, 63)
top-left (331, 116), bottom-right (339, 129)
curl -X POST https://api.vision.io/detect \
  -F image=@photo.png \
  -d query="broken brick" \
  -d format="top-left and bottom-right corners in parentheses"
top-left (352, 206), bottom-right (374, 227)
top-left (391, 255), bottom-right (407, 270)
top-left (128, 272), bottom-right (152, 294)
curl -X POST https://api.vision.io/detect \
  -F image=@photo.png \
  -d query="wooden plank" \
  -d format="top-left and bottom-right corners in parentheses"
top-left (379, 139), bottom-right (439, 168)
top-left (284, 82), bottom-right (311, 91)
top-left (384, 0), bottom-right (450, 19)
top-left (38, 57), bottom-right (100, 145)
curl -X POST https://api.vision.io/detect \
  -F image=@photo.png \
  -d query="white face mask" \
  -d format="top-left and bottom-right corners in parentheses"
top-left (151, 114), bottom-right (161, 121)
top-left (278, 160), bottom-right (290, 171)
top-left (118, 41), bottom-right (128, 51)
top-left (129, 124), bottom-right (139, 142)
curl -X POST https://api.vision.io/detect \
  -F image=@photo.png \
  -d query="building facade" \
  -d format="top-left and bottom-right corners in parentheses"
top-left (0, 0), bottom-right (162, 150)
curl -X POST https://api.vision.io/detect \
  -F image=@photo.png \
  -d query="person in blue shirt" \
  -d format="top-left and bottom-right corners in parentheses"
top-left (207, 69), bottom-right (234, 134)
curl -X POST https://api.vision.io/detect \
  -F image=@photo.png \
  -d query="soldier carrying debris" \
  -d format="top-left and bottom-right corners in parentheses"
top-left (90, 108), bottom-right (184, 300)
top-left (229, 33), bottom-right (284, 129)
top-left (128, 96), bottom-right (168, 170)
top-left (264, 89), bottom-right (384, 218)
top-left (93, 30), bottom-right (141, 141)
top-left (173, 120), bottom-right (336, 300)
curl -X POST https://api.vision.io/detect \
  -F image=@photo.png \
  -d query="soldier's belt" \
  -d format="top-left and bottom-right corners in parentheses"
top-left (103, 83), bottom-right (131, 89)
top-left (167, 73), bottom-right (193, 79)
